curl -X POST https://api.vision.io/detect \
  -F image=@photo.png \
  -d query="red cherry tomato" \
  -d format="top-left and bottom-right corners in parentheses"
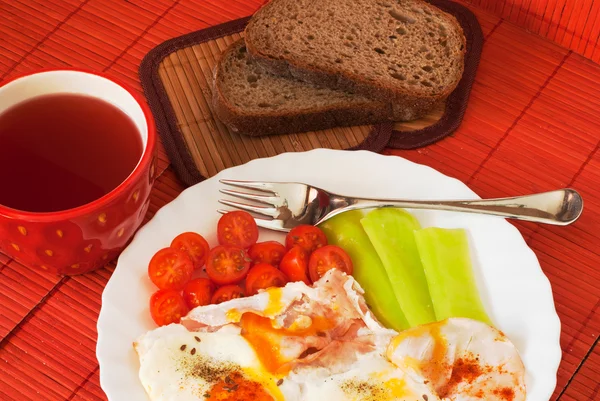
top-left (308, 245), bottom-right (353, 283)
top-left (205, 245), bottom-right (251, 285)
top-left (280, 247), bottom-right (311, 285)
top-left (170, 232), bottom-right (210, 270)
top-left (149, 289), bottom-right (189, 326)
top-left (248, 241), bottom-right (287, 267)
top-left (245, 263), bottom-right (289, 296)
top-left (217, 211), bottom-right (259, 249)
top-left (211, 285), bottom-right (246, 304)
top-left (148, 247), bottom-right (194, 290)
top-left (285, 225), bottom-right (328, 253)
top-left (182, 278), bottom-right (215, 309)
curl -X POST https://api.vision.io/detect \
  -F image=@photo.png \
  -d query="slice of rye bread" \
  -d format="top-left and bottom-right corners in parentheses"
top-left (244, 0), bottom-right (466, 121)
top-left (212, 39), bottom-right (406, 136)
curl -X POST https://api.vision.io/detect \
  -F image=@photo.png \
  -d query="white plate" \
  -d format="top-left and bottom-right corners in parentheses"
top-left (97, 149), bottom-right (561, 401)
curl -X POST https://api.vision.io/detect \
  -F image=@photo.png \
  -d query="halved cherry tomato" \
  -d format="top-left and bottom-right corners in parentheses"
top-left (171, 232), bottom-right (210, 270)
top-left (205, 245), bottom-right (251, 285)
top-left (308, 245), bottom-right (353, 283)
top-left (217, 211), bottom-right (259, 249)
top-left (183, 278), bottom-right (215, 309)
top-left (148, 247), bottom-right (194, 290)
top-left (211, 285), bottom-right (246, 304)
top-left (248, 241), bottom-right (287, 267)
top-left (245, 263), bottom-right (289, 296)
top-left (280, 247), bottom-right (311, 285)
top-left (285, 225), bottom-right (328, 253)
top-left (149, 289), bottom-right (189, 326)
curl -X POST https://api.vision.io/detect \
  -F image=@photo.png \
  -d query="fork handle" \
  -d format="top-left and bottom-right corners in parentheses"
top-left (338, 189), bottom-right (583, 226)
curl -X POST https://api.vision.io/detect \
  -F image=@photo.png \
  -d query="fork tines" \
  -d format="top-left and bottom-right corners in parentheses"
top-left (218, 179), bottom-right (287, 231)
top-left (219, 179), bottom-right (276, 192)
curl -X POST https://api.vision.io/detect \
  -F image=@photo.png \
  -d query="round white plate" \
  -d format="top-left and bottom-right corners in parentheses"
top-left (97, 149), bottom-right (561, 401)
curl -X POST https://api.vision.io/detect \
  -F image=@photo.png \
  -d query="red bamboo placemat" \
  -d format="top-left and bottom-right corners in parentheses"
top-left (0, 1), bottom-right (599, 401)
top-left (464, 0), bottom-right (600, 63)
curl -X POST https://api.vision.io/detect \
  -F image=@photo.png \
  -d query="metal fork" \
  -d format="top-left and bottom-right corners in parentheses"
top-left (218, 179), bottom-right (583, 232)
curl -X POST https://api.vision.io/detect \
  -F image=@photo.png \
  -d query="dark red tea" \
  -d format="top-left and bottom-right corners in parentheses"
top-left (0, 94), bottom-right (143, 212)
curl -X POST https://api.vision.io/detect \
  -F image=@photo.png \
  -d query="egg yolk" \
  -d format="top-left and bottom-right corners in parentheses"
top-left (264, 287), bottom-right (284, 316)
top-left (384, 378), bottom-right (410, 398)
top-left (224, 288), bottom-right (284, 324)
top-left (204, 371), bottom-right (274, 401)
top-left (240, 312), bottom-right (334, 375)
top-left (226, 309), bottom-right (242, 322)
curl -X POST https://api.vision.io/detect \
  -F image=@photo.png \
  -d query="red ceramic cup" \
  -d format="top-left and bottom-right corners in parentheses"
top-left (0, 69), bottom-right (157, 275)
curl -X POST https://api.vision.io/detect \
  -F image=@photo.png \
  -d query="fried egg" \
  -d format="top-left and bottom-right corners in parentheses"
top-left (134, 269), bottom-right (526, 401)
top-left (134, 322), bottom-right (303, 401)
top-left (288, 347), bottom-right (439, 401)
top-left (387, 318), bottom-right (526, 401)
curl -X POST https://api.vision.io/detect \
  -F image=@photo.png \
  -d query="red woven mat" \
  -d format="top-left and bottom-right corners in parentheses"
top-left (464, 0), bottom-right (600, 63)
top-left (0, 1), bottom-right (599, 401)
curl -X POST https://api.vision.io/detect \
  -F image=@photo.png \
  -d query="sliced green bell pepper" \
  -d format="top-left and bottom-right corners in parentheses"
top-left (360, 208), bottom-right (436, 327)
top-left (319, 210), bottom-right (409, 331)
top-left (414, 227), bottom-right (491, 325)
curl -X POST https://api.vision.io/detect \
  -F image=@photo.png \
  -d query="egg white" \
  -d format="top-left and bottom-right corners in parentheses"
top-left (289, 348), bottom-right (435, 401)
top-left (134, 324), bottom-right (295, 401)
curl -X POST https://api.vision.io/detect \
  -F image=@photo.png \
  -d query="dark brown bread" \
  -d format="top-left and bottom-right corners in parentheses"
top-left (244, 0), bottom-right (466, 120)
top-left (212, 39), bottom-right (404, 136)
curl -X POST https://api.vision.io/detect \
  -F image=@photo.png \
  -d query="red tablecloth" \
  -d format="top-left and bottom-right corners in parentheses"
top-left (0, 1), bottom-right (598, 400)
